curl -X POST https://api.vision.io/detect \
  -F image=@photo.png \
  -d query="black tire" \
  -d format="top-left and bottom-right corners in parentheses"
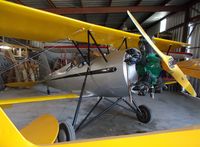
top-left (57, 121), bottom-right (76, 142)
top-left (136, 105), bottom-right (151, 123)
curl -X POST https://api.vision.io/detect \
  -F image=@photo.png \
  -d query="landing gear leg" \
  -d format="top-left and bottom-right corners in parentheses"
top-left (124, 86), bottom-right (151, 123)
top-left (47, 86), bottom-right (50, 95)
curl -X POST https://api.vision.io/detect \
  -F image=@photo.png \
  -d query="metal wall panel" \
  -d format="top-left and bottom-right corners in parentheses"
top-left (188, 2), bottom-right (200, 96)
top-left (190, 2), bottom-right (200, 18)
top-left (166, 11), bottom-right (185, 30)
top-left (187, 24), bottom-right (200, 96)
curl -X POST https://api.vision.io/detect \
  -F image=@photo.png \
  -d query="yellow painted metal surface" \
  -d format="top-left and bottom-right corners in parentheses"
top-left (0, 106), bottom-right (200, 147)
top-left (0, 0), bottom-right (188, 51)
top-left (5, 81), bottom-right (38, 88)
top-left (0, 93), bottom-right (78, 105)
top-left (153, 37), bottom-right (189, 52)
top-left (1, 104), bottom-right (13, 109)
top-left (127, 10), bottom-right (196, 97)
top-left (165, 81), bottom-right (177, 85)
top-left (20, 114), bottom-right (59, 145)
top-left (177, 59), bottom-right (200, 79)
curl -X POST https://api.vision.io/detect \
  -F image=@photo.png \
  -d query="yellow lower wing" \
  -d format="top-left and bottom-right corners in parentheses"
top-left (0, 94), bottom-right (78, 105)
top-left (5, 81), bottom-right (38, 88)
top-left (0, 107), bottom-right (200, 147)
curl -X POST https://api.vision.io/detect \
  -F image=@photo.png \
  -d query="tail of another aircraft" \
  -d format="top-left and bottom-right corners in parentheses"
top-left (38, 53), bottom-right (51, 80)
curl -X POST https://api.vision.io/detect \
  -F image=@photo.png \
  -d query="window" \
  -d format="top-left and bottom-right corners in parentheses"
top-left (160, 18), bottom-right (167, 32)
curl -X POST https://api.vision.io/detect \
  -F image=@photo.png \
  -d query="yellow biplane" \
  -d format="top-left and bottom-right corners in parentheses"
top-left (0, 0), bottom-right (200, 146)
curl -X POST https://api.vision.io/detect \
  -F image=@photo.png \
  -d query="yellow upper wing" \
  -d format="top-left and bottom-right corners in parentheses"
top-left (153, 37), bottom-right (189, 52)
top-left (177, 59), bottom-right (200, 79)
top-left (0, 1), bottom-right (188, 51)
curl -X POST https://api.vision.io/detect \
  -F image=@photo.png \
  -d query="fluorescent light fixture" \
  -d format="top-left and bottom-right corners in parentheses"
top-left (0, 45), bottom-right (11, 50)
top-left (160, 18), bottom-right (167, 32)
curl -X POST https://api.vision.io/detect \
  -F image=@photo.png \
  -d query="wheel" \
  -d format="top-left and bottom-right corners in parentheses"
top-left (57, 121), bottom-right (76, 142)
top-left (136, 105), bottom-right (151, 123)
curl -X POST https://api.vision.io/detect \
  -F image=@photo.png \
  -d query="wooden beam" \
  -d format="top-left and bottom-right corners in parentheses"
top-left (46, 0), bottom-right (56, 8)
top-left (42, 5), bottom-right (184, 15)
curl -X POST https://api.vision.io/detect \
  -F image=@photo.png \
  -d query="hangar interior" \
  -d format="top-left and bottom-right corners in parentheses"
top-left (0, 0), bottom-right (200, 143)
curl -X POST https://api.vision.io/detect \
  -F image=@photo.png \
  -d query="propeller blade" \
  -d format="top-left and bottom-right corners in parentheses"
top-left (127, 10), bottom-right (196, 97)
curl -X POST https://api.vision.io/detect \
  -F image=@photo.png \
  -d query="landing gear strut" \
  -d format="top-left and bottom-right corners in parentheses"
top-left (122, 98), bottom-right (151, 124)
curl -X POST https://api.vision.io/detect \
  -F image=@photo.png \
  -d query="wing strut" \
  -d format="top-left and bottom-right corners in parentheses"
top-left (118, 37), bottom-right (128, 50)
top-left (72, 40), bottom-right (90, 66)
top-left (87, 30), bottom-right (108, 63)
top-left (72, 67), bottom-right (90, 127)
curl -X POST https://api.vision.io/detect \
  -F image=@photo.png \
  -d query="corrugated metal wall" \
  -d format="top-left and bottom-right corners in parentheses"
top-left (188, 2), bottom-right (200, 96)
top-left (166, 11), bottom-right (185, 42)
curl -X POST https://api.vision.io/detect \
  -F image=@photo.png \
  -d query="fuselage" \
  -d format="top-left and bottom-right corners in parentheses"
top-left (46, 51), bottom-right (138, 97)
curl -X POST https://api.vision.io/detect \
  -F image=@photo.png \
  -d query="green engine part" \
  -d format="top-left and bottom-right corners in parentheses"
top-left (136, 53), bottom-right (162, 85)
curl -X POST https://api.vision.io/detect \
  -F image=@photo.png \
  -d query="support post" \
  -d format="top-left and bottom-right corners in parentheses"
top-left (87, 30), bottom-right (91, 66)
top-left (182, 8), bottom-right (190, 52)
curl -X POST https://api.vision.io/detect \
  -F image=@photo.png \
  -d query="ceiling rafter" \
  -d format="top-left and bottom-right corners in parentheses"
top-left (104, 0), bottom-right (113, 26)
top-left (118, 0), bottom-right (142, 29)
top-left (46, 0), bottom-right (56, 8)
top-left (43, 5), bottom-right (184, 15)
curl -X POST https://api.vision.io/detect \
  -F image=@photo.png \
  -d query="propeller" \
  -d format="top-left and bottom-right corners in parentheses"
top-left (127, 10), bottom-right (196, 97)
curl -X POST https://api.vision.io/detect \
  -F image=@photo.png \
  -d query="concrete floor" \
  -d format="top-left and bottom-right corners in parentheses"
top-left (1, 84), bottom-right (200, 140)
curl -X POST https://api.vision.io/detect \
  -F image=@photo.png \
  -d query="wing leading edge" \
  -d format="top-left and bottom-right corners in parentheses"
top-left (0, 93), bottom-right (78, 105)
